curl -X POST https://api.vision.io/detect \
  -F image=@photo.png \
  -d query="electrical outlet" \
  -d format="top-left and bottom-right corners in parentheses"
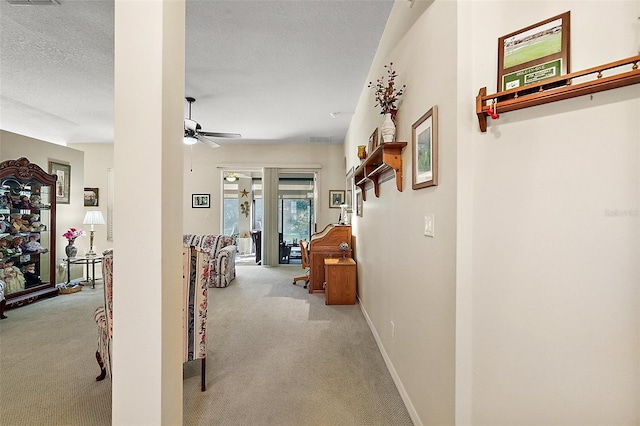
top-left (391, 321), bottom-right (395, 338)
top-left (424, 214), bottom-right (434, 237)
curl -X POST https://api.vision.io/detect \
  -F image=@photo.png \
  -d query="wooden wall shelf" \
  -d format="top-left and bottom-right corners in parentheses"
top-left (354, 142), bottom-right (407, 201)
top-left (476, 55), bottom-right (640, 132)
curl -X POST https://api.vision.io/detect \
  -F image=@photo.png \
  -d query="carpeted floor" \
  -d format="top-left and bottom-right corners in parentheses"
top-left (0, 264), bottom-right (413, 426)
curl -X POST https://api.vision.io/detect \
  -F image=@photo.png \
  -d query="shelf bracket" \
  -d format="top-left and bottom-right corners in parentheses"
top-left (382, 145), bottom-right (404, 192)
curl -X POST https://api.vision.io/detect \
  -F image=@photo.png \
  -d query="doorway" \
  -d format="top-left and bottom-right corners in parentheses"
top-left (222, 170), bottom-right (316, 266)
top-left (278, 172), bottom-right (315, 264)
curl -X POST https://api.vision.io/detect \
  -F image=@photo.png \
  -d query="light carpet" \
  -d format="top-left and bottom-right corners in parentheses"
top-left (0, 265), bottom-right (413, 425)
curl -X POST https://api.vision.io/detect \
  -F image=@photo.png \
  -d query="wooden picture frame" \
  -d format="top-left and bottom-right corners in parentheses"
top-left (356, 191), bottom-right (363, 217)
top-left (345, 166), bottom-right (355, 211)
top-left (49, 161), bottom-right (71, 204)
top-left (329, 190), bottom-right (345, 208)
top-left (412, 106), bottom-right (438, 189)
top-left (497, 11), bottom-right (570, 92)
top-left (84, 187), bottom-right (99, 206)
top-left (367, 128), bottom-right (378, 157)
top-left (192, 193), bottom-right (210, 208)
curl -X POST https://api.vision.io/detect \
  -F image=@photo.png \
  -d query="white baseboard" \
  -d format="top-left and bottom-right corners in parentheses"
top-left (358, 297), bottom-right (423, 426)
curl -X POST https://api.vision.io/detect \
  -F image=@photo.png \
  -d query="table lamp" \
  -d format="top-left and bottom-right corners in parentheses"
top-left (83, 210), bottom-right (105, 256)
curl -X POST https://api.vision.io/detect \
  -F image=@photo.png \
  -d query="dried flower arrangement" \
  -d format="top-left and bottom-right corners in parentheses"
top-left (368, 62), bottom-right (406, 119)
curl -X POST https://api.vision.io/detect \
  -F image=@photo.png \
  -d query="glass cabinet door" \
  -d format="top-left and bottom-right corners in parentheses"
top-left (0, 158), bottom-right (57, 306)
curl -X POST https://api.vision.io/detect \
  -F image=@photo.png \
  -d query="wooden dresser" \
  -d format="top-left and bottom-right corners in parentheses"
top-left (308, 224), bottom-right (352, 293)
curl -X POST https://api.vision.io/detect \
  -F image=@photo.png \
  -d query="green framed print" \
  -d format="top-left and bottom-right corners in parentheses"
top-left (412, 106), bottom-right (438, 190)
top-left (497, 11), bottom-right (570, 92)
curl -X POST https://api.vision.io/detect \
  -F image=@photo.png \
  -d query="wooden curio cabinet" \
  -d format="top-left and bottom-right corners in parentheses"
top-left (0, 157), bottom-right (58, 307)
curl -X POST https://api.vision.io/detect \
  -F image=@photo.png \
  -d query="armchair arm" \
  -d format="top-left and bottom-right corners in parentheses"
top-left (209, 245), bottom-right (237, 288)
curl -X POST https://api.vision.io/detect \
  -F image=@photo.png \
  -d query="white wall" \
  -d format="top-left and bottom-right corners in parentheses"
top-left (1, 130), bottom-right (85, 283)
top-left (347, 0), bottom-right (640, 425)
top-left (345, 1), bottom-right (458, 424)
top-left (68, 143), bottom-right (113, 264)
top-left (458, 1), bottom-right (640, 424)
top-left (66, 142), bottom-right (344, 241)
top-left (182, 142), bottom-right (346, 235)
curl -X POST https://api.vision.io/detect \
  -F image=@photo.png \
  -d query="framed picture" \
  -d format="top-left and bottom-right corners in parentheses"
top-left (356, 191), bottom-right (363, 217)
top-left (345, 166), bottom-right (355, 210)
top-left (367, 128), bottom-right (378, 156)
top-left (497, 11), bottom-right (570, 92)
top-left (84, 187), bottom-right (99, 206)
top-left (49, 161), bottom-right (70, 204)
top-left (192, 193), bottom-right (210, 208)
top-left (329, 190), bottom-right (345, 208)
top-left (412, 106), bottom-right (438, 190)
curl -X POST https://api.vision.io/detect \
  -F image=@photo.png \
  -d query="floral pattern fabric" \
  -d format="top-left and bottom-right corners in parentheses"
top-left (94, 246), bottom-right (211, 380)
top-left (183, 245), bottom-right (210, 362)
top-left (183, 234), bottom-right (236, 288)
top-left (94, 248), bottom-right (113, 378)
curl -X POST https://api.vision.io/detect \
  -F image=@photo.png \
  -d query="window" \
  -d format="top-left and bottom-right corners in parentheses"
top-left (223, 181), bottom-right (239, 236)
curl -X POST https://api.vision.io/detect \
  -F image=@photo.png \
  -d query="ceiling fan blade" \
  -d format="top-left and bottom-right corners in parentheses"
top-left (184, 118), bottom-right (198, 132)
top-left (196, 134), bottom-right (220, 148)
top-left (200, 131), bottom-right (241, 138)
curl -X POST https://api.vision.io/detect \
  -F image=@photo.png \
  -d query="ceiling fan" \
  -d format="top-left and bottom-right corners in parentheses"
top-left (184, 97), bottom-right (241, 147)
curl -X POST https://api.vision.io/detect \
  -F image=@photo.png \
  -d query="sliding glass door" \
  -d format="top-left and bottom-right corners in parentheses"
top-left (278, 173), bottom-right (314, 264)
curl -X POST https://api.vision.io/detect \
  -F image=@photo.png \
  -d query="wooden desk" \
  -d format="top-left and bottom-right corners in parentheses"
top-left (308, 224), bottom-right (352, 293)
top-left (324, 258), bottom-right (356, 305)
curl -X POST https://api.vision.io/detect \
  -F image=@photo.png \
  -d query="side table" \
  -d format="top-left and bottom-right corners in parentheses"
top-left (324, 258), bottom-right (356, 305)
top-left (66, 256), bottom-right (103, 289)
top-left (238, 237), bottom-right (251, 255)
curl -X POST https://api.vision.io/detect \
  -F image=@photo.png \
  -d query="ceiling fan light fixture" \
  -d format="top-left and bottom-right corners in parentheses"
top-left (225, 175), bottom-right (237, 182)
top-left (183, 136), bottom-right (198, 145)
top-left (184, 97), bottom-right (241, 147)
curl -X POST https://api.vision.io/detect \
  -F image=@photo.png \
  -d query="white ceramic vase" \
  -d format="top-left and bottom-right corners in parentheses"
top-left (380, 113), bottom-right (395, 143)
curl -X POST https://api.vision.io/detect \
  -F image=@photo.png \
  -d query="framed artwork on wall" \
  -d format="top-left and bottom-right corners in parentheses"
top-left (412, 106), bottom-right (438, 190)
top-left (49, 161), bottom-right (70, 204)
top-left (192, 193), bottom-right (210, 208)
top-left (497, 11), bottom-right (571, 92)
top-left (345, 166), bottom-right (355, 211)
top-left (84, 187), bottom-right (99, 206)
top-left (356, 191), bottom-right (363, 217)
top-left (329, 190), bottom-right (345, 208)
top-left (367, 128), bottom-right (378, 156)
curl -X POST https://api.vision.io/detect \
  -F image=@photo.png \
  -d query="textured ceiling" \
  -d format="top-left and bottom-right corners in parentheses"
top-left (0, 0), bottom-right (394, 146)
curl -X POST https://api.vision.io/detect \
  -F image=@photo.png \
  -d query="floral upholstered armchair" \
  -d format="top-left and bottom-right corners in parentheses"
top-left (94, 249), bottom-right (113, 382)
top-left (183, 234), bottom-right (236, 288)
top-left (94, 247), bottom-right (211, 391)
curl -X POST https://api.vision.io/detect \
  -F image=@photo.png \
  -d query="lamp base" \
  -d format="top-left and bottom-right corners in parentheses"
top-left (88, 231), bottom-right (96, 257)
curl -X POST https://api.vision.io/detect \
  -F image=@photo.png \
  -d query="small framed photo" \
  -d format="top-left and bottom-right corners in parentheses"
top-left (84, 187), bottom-right (99, 206)
top-left (329, 190), bottom-right (345, 208)
top-left (192, 193), bottom-right (210, 208)
top-left (367, 128), bottom-right (379, 156)
top-left (497, 11), bottom-right (571, 92)
top-left (356, 191), bottom-right (363, 217)
top-left (412, 106), bottom-right (438, 190)
top-left (49, 161), bottom-right (71, 204)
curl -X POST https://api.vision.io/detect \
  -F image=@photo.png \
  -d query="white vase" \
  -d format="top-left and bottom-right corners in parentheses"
top-left (380, 113), bottom-right (395, 143)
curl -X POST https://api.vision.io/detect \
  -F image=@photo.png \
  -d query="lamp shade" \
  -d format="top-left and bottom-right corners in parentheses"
top-left (83, 210), bottom-right (105, 226)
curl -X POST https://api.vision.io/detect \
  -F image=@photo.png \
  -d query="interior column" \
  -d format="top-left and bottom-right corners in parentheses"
top-left (262, 167), bottom-right (280, 266)
top-left (113, 0), bottom-right (185, 424)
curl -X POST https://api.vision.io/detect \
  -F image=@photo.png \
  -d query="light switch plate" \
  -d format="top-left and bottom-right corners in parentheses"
top-left (424, 214), bottom-right (434, 237)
